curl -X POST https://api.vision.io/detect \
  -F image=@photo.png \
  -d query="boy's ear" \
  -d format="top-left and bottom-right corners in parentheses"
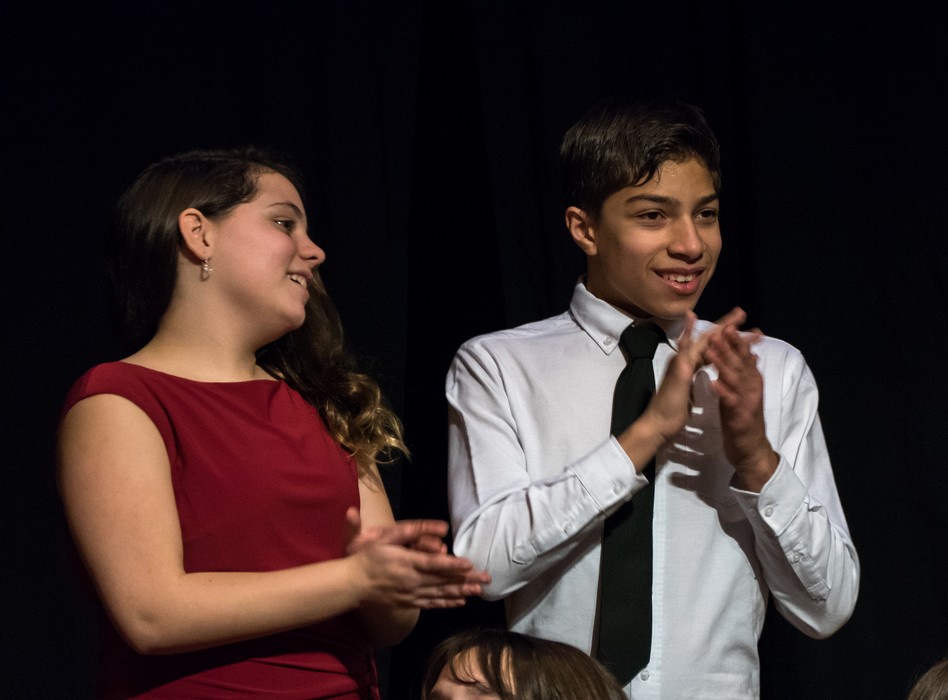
top-left (178, 208), bottom-right (214, 261)
top-left (565, 206), bottom-right (598, 256)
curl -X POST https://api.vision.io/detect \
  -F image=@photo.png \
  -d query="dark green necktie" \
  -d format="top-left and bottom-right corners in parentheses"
top-left (595, 322), bottom-right (665, 686)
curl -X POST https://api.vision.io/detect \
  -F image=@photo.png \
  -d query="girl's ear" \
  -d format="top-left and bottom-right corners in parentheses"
top-left (177, 208), bottom-right (214, 261)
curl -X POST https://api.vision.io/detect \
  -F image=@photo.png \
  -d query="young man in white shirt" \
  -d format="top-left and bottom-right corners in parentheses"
top-left (445, 98), bottom-right (859, 699)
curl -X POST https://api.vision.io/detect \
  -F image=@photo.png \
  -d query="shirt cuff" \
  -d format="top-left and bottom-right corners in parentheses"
top-left (730, 456), bottom-right (808, 536)
top-left (569, 437), bottom-right (649, 515)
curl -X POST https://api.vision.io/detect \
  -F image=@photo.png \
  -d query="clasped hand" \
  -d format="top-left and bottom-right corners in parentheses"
top-left (345, 508), bottom-right (491, 609)
top-left (645, 307), bottom-right (778, 491)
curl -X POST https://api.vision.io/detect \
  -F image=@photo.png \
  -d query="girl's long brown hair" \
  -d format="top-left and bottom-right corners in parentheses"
top-left (114, 146), bottom-right (407, 473)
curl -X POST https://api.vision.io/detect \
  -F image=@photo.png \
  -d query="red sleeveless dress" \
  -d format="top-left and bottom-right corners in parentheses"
top-left (62, 362), bottom-right (379, 699)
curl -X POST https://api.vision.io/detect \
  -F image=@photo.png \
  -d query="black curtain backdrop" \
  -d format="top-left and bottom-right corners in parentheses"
top-left (4, 2), bottom-right (946, 698)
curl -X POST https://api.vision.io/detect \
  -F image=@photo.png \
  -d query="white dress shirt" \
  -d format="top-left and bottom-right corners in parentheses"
top-left (446, 280), bottom-right (859, 699)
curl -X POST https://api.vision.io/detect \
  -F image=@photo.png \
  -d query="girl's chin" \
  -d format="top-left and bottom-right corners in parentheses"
top-left (257, 317), bottom-right (306, 348)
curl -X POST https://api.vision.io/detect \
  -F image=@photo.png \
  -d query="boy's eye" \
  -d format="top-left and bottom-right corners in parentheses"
top-left (637, 211), bottom-right (664, 221)
top-left (696, 209), bottom-right (718, 222)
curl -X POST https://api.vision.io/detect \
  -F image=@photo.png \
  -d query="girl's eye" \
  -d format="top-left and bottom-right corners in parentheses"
top-left (275, 219), bottom-right (295, 232)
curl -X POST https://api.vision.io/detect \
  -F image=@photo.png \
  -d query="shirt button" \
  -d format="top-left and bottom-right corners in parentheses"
top-left (640, 670), bottom-right (650, 681)
top-left (604, 337), bottom-right (614, 345)
top-left (764, 506), bottom-right (774, 517)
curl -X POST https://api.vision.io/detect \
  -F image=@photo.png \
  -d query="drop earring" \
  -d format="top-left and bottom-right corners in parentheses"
top-left (201, 258), bottom-right (212, 280)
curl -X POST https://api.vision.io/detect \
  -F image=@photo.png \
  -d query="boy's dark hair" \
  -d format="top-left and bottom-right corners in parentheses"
top-left (560, 97), bottom-right (721, 218)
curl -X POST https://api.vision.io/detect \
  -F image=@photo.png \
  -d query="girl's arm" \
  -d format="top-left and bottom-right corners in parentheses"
top-left (57, 393), bottom-right (483, 655)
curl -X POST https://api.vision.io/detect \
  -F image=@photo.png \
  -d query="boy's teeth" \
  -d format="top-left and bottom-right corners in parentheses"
top-left (664, 273), bottom-right (696, 282)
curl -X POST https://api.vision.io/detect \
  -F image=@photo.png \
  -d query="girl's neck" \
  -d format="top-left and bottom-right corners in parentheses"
top-left (124, 327), bottom-right (268, 383)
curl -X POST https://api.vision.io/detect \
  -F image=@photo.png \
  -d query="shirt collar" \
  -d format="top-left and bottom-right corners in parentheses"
top-left (568, 277), bottom-right (686, 354)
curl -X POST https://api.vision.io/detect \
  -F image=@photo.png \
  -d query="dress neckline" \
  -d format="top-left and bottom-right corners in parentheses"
top-left (117, 360), bottom-right (281, 386)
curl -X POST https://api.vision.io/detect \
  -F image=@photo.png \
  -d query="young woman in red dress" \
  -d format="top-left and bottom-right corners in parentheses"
top-left (57, 147), bottom-right (488, 699)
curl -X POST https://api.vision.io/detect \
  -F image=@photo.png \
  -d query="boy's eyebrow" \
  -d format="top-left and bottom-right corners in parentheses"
top-left (623, 192), bottom-right (720, 207)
